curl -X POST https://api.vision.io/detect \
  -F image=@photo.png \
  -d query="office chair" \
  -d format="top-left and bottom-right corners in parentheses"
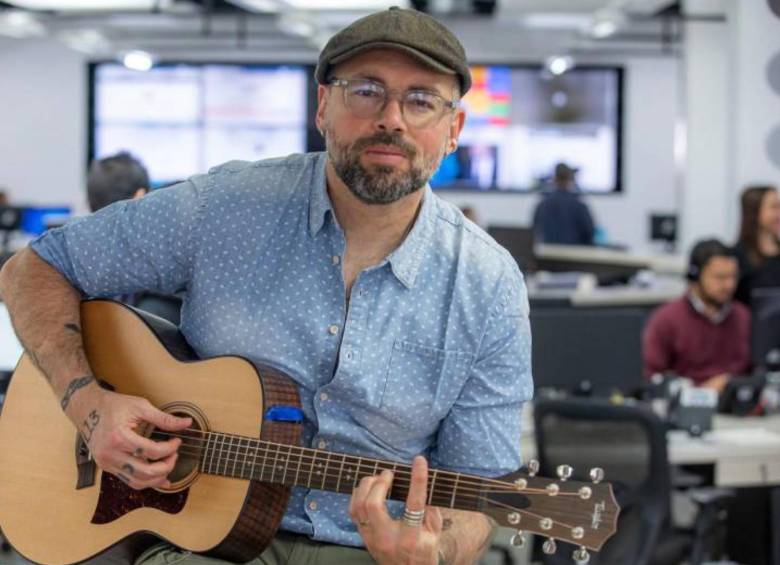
top-left (534, 398), bottom-right (731, 565)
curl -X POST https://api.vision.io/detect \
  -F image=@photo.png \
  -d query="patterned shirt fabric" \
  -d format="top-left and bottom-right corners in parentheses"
top-left (31, 151), bottom-right (533, 547)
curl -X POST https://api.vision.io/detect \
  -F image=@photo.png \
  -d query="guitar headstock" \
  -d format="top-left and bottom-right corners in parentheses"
top-left (481, 462), bottom-right (619, 562)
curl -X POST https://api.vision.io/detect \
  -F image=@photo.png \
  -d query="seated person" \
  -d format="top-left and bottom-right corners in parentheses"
top-left (532, 162), bottom-right (595, 246)
top-left (643, 239), bottom-right (750, 391)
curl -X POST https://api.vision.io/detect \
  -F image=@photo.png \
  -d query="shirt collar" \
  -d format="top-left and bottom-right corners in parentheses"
top-left (687, 290), bottom-right (732, 324)
top-left (307, 154), bottom-right (433, 290)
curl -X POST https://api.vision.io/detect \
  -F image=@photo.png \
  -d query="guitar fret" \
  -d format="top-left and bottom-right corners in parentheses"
top-left (240, 437), bottom-right (250, 478)
top-left (259, 437), bottom-right (270, 481)
top-left (215, 433), bottom-right (227, 476)
top-left (224, 435), bottom-right (236, 477)
top-left (373, 460), bottom-right (379, 476)
top-left (200, 432), bottom-right (212, 473)
top-left (281, 444), bottom-right (291, 485)
top-left (293, 445), bottom-right (304, 487)
top-left (249, 439), bottom-right (260, 480)
top-left (335, 454), bottom-right (346, 493)
top-left (450, 473), bottom-right (460, 508)
top-left (321, 451), bottom-right (331, 490)
top-left (230, 436), bottom-right (241, 478)
top-left (354, 457), bottom-right (363, 488)
top-left (428, 469), bottom-right (437, 505)
top-left (270, 443), bottom-right (281, 483)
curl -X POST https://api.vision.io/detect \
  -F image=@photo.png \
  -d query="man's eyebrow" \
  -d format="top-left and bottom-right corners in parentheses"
top-left (345, 73), bottom-right (446, 96)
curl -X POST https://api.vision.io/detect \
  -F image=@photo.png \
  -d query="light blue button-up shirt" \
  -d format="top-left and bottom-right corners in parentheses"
top-left (31, 152), bottom-right (533, 547)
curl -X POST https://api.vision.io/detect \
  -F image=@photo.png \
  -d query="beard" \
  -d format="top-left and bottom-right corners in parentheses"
top-left (325, 128), bottom-right (447, 205)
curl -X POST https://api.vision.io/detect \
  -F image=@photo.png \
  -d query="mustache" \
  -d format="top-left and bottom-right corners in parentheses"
top-left (350, 132), bottom-right (416, 159)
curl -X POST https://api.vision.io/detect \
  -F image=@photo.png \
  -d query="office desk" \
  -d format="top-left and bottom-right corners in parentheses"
top-left (521, 411), bottom-right (780, 488)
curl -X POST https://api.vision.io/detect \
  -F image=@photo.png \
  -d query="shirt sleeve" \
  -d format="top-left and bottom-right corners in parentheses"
top-left (430, 263), bottom-right (534, 478)
top-left (29, 173), bottom-right (209, 298)
top-left (642, 307), bottom-right (673, 378)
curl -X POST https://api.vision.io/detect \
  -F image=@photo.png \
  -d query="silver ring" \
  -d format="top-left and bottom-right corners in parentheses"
top-left (402, 507), bottom-right (425, 527)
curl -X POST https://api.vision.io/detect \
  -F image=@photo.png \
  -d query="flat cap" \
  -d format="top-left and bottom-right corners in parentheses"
top-left (315, 6), bottom-right (471, 94)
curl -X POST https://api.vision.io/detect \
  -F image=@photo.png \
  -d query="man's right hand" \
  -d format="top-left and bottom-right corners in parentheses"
top-left (67, 385), bottom-right (192, 490)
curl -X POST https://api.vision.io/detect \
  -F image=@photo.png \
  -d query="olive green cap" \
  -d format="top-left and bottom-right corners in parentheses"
top-left (315, 6), bottom-right (471, 94)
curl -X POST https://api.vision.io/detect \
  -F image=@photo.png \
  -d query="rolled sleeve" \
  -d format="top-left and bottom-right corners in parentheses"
top-left (431, 264), bottom-right (534, 477)
top-left (30, 173), bottom-right (208, 297)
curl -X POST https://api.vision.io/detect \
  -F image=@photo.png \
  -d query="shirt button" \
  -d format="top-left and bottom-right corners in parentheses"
top-left (319, 392), bottom-right (329, 402)
top-left (345, 351), bottom-right (353, 361)
top-left (309, 500), bottom-right (318, 511)
top-left (328, 324), bottom-right (339, 335)
top-left (332, 255), bottom-right (340, 265)
top-left (318, 439), bottom-right (327, 449)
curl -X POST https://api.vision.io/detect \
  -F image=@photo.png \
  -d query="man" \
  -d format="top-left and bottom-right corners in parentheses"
top-left (0, 7), bottom-right (532, 565)
top-left (642, 239), bottom-right (750, 391)
top-left (532, 162), bottom-right (595, 246)
top-left (86, 151), bottom-right (150, 212)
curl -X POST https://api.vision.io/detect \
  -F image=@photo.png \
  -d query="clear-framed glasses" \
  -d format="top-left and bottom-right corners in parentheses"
top-left (329, 77), bottom-right (458, 129)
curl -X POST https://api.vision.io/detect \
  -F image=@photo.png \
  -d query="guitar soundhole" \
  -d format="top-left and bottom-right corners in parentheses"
top-left (145, 402), bottom-right (210, 493)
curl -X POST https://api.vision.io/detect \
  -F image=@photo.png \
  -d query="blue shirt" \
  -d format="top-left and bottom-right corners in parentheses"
top-left (31, 152), bottom-right (533, 547)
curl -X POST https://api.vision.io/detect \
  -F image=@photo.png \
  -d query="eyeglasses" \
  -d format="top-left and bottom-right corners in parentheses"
top-left (329, 77), bottom-right (458, 129)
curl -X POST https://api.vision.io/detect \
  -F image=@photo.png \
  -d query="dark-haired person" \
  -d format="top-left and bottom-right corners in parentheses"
top-left (532, 162), bottom-right (595, 246)
top-left (642, 239), bottom-right (750, 392)
top-left (87, 151), bottom-right (150, 212)
top-left (734, 184), bottom-right (780, 306)
top-left (0, 8), bottom-right (532, 564)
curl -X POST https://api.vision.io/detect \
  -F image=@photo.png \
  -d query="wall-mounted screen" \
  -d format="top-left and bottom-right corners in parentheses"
top-left (430, 65), bottom-right (623, 193)
top-left (90, 63), bottom-right (309, 186)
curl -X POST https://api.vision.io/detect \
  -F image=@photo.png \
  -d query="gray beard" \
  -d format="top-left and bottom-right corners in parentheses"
top-left (326, 131), bottom-right (445, 205)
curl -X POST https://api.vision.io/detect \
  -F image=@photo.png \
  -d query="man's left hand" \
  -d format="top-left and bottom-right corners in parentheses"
top-left (349, 455), bottom-right (443, 565)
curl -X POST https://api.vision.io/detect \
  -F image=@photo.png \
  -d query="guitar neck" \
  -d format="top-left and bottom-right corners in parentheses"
top-left (194, 431), bottom-right (490, 512)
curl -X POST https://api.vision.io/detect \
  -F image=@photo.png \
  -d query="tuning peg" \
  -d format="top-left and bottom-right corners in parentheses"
top-left (507, 511), bottom-right (521, 525)
top-left (556, 464), bottom-right (573, 481)
top-left (527, 459), bottom-right (539, 477)
top-left (589, 467), bottom-right (604, 483)
top-left (510, 530), bottom-right (526, 547)
top-left (542, 538), bottom-right (557, 554)
top-left (513, 477), bottom-right (528, 490)
top-left (573, 546), bottom-right (590, 563)
top-left (578, 486), bottom-right (592, 500)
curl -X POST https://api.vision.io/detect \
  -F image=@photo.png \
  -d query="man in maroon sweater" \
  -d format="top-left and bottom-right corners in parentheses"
top-left (643, 239), bottom-right (751, 391)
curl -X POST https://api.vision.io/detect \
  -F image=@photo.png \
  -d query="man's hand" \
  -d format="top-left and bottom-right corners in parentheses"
top-left (349, 456), bottom-right (443, 565)
top-left (701, 373), bottom-right (730, 393)
top-left (70, 386), bottom-right (191, 490)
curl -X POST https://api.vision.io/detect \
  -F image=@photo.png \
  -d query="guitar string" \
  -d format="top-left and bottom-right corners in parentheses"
top-left (152, 429), bottom-right (592, 494)
top-left (160, 442), bottom-right (590, 499)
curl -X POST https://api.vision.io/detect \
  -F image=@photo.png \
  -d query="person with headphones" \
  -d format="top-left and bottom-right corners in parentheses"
top-left (642, 239), bottom-right (750, 391)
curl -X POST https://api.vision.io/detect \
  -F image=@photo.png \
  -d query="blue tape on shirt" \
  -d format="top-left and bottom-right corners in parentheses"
top-left (265, 406), bottom-right (304, 423)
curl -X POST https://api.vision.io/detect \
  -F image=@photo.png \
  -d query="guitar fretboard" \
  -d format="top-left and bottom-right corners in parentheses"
top-left (192, 431), bottom-right (488, 511)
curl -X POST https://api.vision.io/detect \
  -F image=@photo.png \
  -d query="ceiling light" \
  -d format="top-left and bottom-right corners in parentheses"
top-left (2, 0), bottom-right (164, 10)
top-left (121, 49), bottom-right (155, 72)
top-left (0, 10), bottom-right (46, 38)
top-left (277, 13), bottom-right (315, 37)
top-left (224, 0), bottom-right (281, 13)
top-left (589, 9), bottom-right (623, 39)
top-left (58, 29), bottom-right (111, 55)
top-left (546, 55), bottom-right (574, 76)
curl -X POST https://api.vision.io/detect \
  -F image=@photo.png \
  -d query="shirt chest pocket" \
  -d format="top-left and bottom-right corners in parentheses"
top-left (379, 339), bottom-right (474, 429)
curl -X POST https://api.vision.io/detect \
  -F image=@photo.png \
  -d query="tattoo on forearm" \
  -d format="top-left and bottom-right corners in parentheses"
top-left (64, 323), bottom-right (81, 334)
top-left (122, 463), bottom-right (135, 477)
top-left (82, 409), bottom-right (100, 444)
top-left (60, 375), bottom-right (96, 410)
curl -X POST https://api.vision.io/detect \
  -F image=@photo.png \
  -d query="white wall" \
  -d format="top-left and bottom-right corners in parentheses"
top-left (0, 37), bottom-right (680, 252)
top-left (0, 37), bottom-right (88, 214)
top-left (442, 56), bottom-right (680, 253)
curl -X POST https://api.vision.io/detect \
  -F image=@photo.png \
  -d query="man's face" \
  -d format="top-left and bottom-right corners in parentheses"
top-left (696, 256), bottom-right (738, 307)
top-left (316, 49), bottom-right (465, 205)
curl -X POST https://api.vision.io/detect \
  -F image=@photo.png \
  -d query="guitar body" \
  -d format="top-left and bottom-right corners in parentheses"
top-left (0, 300), bottom-right (301, 565)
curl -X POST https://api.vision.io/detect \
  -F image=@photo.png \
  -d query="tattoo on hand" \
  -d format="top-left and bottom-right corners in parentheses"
top-left (442, 518), bottom-right (453, 531)
top-left (82, 409), bottom-right (100, 444)
top-left (64, 323), bottom-right (81, 334)
top-left (122, 463), bottom-right (135, 477)
top-left (60, 375), bottom-right (96, 410)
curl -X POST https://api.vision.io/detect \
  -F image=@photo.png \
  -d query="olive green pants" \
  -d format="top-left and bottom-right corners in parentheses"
top-left (135, 532), bottom-right (376, 565)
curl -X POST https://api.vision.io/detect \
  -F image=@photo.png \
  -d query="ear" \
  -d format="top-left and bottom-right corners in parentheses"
top-left (315, 84), bottom-right (330, 137)
top-left (132, 187), bottom-right (148, 200)
top-left (446, 108), bottom-right (466, 154)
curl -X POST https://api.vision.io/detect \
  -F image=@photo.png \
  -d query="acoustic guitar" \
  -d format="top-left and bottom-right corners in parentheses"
top-left (0, 300), bottom-right (618, 565)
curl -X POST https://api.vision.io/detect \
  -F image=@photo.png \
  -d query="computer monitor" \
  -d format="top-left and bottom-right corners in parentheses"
top-left (751, 287), bottom-right (780, 369)
top-left (0, 303), bottom-right (23, 373)
top-left (20, 207), bottom-right (71, 236)
top-left (487, 225), bottom-right (535, 273)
